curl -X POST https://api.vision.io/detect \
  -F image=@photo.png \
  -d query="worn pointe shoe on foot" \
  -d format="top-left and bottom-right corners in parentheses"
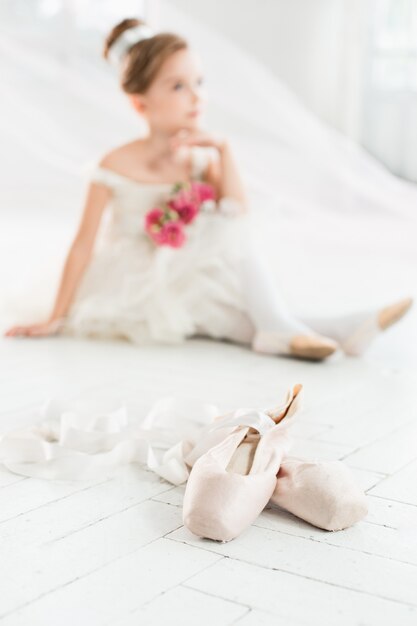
top-left (182, 384), bottom-right (303, 542)
top-left (378, 297), bottom-right (413, 331)
top-left (342, 297), bottom-right (414, 356)
top-left (252, 331), bottom-right (339, 361)
top-left (270, 457), bottom-right (368, 531)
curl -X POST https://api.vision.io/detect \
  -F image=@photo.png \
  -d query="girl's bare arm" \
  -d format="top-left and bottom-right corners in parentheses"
top-left (206, 141), bottom-right (248, 212)
top-left (5, 181), bottom-right (111, 337)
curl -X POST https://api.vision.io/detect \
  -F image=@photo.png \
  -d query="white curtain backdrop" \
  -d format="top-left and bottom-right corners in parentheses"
top-left (362, 0), bottom-right (417, 181)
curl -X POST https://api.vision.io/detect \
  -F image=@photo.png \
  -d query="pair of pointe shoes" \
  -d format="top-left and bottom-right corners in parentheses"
top-left (183, 385), bottom-right (368, 542)
top-left (253, 297), bottom-right (413, 361)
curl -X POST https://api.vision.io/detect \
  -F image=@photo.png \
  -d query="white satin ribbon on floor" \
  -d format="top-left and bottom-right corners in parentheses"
top-left (0, 397), bottom-right (279, 485)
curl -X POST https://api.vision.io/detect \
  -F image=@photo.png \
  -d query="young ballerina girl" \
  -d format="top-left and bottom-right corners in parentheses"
top-left (4, 18), bottom-right (412, 360)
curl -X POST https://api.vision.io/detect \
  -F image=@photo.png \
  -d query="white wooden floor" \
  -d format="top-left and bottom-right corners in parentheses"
top-left (1, 324), bottom-right (417, 625)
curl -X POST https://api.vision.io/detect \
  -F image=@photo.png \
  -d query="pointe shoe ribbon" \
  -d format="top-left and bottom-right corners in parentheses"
top-left (182, 385), bottom-right (303, 542)
top-left (183, 407), bottom-right (281, 468)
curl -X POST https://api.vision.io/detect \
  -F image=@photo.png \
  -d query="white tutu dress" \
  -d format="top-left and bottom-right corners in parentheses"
top-left (60, 146), bottom-right (255, 346)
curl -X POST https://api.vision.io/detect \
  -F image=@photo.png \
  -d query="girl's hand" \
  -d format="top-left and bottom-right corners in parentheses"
top-left (170, 128), bottom-right (227, 152)
top-left (4, 319), bottom-right (63, 338)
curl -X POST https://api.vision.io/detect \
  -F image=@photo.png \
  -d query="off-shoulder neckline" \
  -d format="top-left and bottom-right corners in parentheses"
top-left (95, 145), bottom-right (204, 189)
top-left (96, 167), bottom-right (174, 188)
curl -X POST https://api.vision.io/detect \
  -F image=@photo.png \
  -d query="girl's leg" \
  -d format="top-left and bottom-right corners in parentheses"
top-left (301, 297), bottom-right (413, 356)
top-left (238, 251), bottom-right (312, 337)
top-left (237, 248), bottom-right (338, 360)
top-left (236, 237), bottom-right (412, 358)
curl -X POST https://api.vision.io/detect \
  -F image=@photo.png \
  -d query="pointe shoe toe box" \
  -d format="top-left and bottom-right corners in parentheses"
top-left (290, 335), bottom-right (339, 360)
top-left (183, 459), bottom-right (277, 541)
top-left (253, 331), bottom-right (338, 360)
top-left (378, 297), bottom-right (414, 331)
top-left (271, 460), bottom-right (368, 531)
top-left (322, 493), bottom-right (369, 532)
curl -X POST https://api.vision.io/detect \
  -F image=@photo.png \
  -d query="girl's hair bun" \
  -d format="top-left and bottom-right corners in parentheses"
top-left (102, 17), bottom-right (188, 95)
top-left (103, 18), bottom-right (146, 61)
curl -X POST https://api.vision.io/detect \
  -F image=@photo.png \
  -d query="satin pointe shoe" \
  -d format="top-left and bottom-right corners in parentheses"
top-left (252, 331), bottom-right (339, 361)
top-left (378, 296), bottom-right (413, 330)
top-left (182, 384), bottom-right (303, 542)
top-left (341, 297), bottom-right (413, 356)
top-left (270, 457), bottom-right (368, 531)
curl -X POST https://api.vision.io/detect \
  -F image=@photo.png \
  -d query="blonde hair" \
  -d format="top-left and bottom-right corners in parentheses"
top-left (103, 18), bottom-right (188, 94)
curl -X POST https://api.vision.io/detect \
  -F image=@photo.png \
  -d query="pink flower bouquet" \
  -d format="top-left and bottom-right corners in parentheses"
top-left (144, 181), bottom-right (216, 248)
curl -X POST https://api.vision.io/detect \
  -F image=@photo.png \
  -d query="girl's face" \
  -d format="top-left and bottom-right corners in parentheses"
top-left (131, 48), bottom-right (206, 133)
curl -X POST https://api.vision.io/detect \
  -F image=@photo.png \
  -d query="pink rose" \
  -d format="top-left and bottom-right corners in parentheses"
top-left (191, 182), bottom-right (216, 203)
top-left (145, 207), bottom-right (164, 233)
top-left (158, 221), bottom-right (186, 248)
top-left (144, 181), bottom-right (217, 248)
top-left (167, 187), bottom-right (199, 224)
top-left (167, 190), bottom-right (192, 212)
top-left (178, 203), bottom-right (199, 224)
